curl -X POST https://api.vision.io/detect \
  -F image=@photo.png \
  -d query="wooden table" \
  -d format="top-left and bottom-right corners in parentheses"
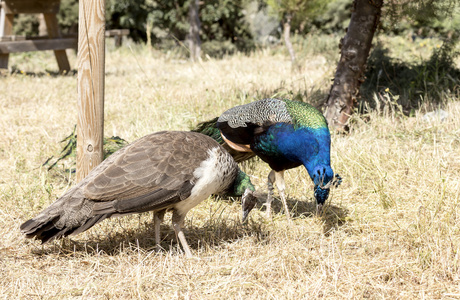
top-left (0, 0), bottom-right (77, 73)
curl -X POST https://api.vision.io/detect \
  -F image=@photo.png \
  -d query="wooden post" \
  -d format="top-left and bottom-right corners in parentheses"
top-left (0, 2), bottom-right (14, 69)
top-left (76, 0), bottom-right (105, 182)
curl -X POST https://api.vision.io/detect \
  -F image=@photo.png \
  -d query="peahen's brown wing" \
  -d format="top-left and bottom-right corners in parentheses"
top-left (82, 131), bottom-right (218, 213)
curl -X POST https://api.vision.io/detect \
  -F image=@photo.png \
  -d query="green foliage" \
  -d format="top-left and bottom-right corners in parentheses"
top-left (310, 0), bottom-right (460, 39)
top-left (12, 0), bottom-right (78, 36)
top-left (243, 2), bottom-right (279, 44)
top-left (12, 14), bottom-right (39, 37)
top-left (57, 0), bottom-right (79, 33)
top-left (10, 0), bottom-right (254, 57)
top-left (44, 126), bottom-right (129, 173)
top-left (310, 0), bottom-right (351, 34)
top-left (200, 0), bottom-right (255, 55)
top-left (143, 0), bottom-right (255, 56)
top-left (106, 0), bottom-right (255, 55)
top-left (265, 0), bottom-right (332, 33)
top-left (381, 0), bottom-right (460, 39)
top-left (361, 40), bottom-right (460, 111)
top-left (9, 0), bottom-right (460, 52)
top-left (106, 0), bottom-right (156, 42)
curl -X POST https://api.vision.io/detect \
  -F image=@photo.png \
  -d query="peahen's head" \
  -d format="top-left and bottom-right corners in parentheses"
top-left (311, 165), bottom-right (342, 213)
top-left (229, 170), bottom-right (258, 222)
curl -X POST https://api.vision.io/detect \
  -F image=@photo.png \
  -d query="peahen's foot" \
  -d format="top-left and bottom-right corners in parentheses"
top-left (265, 202), bottom-right (272, 219)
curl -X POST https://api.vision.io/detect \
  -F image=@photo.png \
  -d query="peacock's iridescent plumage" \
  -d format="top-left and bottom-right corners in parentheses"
top-left (193, 98), bottom-right (341, 216)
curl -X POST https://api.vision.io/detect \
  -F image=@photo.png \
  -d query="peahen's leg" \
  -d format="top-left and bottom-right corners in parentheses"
top-left (265, 170), bottom-right (276, 218)
top-left (154, 209), bottom-right (166, 251)
top-left (171, 209), bottom-right (193, 258)
top-left (274, 170), bottom-right (291, 222)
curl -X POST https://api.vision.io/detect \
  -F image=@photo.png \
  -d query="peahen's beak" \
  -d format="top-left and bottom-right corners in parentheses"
top-left (316, 203), bottom-right (323, 215)
top-left (242, 189), bottom-right (257, 223)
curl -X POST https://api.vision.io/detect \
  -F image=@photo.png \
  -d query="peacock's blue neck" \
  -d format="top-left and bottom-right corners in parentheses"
top-left (303, 128), bottom-right (333, 186)
top-left (272, 124), bottom-right (332, 184)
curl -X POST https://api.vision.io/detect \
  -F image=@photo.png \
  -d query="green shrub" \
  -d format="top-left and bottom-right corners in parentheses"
top-left (12, 14), bottom-right (39, 37)
top-left (361, 40), bottom-right (460, 111)
top-left (10, 0), bottom-right (254, 57)
top-left (145, 0), bottom-right (255, 56)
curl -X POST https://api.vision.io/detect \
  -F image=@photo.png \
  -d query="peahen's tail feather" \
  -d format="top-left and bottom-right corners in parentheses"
top-left (21, 213), bottom-right (111, 244)
top-left (20, 215), bottom-right (62, 243)
top-left (20, 195), bottom-right (112, 244)
top-left (192, 117), bottom-right (255, 163)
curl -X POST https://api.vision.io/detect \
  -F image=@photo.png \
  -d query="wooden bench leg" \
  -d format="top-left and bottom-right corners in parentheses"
top-left (0, 9), bottom-right (14, 69)
top-left (114, 35), bottom-right (122, 47)
top-left (43, 13), bottom-right (71, 73)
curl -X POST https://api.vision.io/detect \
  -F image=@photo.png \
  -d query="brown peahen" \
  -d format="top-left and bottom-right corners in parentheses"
top-left (20, 131), bottom-right (258, 258)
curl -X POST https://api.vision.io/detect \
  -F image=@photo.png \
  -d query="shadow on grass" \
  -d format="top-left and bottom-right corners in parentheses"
top-left (8, 67), bottom-right (78, 77)
top-left (28, 211), bottom-right (268, 257)
top-left (361, 41), bottom-right (460, 113)
top-left (249, 192), bottom-right (349, 235)
top-left (27, 194), bottom-right (349, 257)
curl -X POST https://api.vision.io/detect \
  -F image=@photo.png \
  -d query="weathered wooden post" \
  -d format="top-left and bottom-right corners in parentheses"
top-left (0, 1), bottom-right (14, 69)
top-left (76, 0), bottom-right (105, 182)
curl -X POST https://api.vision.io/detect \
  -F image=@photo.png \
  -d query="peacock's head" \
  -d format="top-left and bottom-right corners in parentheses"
top-left (311, 165), bottom-right (342, 213)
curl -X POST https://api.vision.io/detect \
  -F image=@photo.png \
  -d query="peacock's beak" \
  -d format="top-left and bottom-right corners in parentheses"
top-left (314, 184), bottom-right (330, 204)
top-left (242, 189), bottom-right (257, 223)
top-left (314, 174), bottom-right (343, 215)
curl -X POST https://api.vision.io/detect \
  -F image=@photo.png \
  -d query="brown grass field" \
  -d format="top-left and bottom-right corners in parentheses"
top-left (1, 37), bottom-right (460, 299)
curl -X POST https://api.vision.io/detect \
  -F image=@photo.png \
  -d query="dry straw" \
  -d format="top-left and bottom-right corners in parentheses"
top-left (1, 40), bottom-right (460, 298)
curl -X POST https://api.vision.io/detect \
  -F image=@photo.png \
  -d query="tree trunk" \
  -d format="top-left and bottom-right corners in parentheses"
top-left (188, 0), bottom-right (201, 62)
top-left (324, 0), bottom-right (383, 131)
top-left (283, 13), bottom-right (296, 64)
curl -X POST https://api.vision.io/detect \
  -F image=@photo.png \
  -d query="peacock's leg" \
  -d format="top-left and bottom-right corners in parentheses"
top-left (154, 209), bottom-right (166, 251)
top-left (265, 170), bottom-right (276, 218)
top-left (171, 209), bottom-right (193, 258)
top-left (274, 170), bottom-right (291, 222)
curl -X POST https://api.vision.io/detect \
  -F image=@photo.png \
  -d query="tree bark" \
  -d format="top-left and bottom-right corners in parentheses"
top-left (324, 0), bottom-right (383, 131)
top-left (188, 0), bottom-right (201, 62)
top-left (283, 13), bottom-right (296, 64)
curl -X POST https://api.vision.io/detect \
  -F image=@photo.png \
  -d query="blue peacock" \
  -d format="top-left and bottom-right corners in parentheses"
top-left (193, 98), bottom-right (341, 219)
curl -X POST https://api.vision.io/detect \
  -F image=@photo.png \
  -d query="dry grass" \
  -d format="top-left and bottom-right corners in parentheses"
top-left (1, 40), bottom-right (460, 299)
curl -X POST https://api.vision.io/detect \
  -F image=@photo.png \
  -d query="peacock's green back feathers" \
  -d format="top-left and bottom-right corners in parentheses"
top-left (283, 99), bottom-right (328, 129)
